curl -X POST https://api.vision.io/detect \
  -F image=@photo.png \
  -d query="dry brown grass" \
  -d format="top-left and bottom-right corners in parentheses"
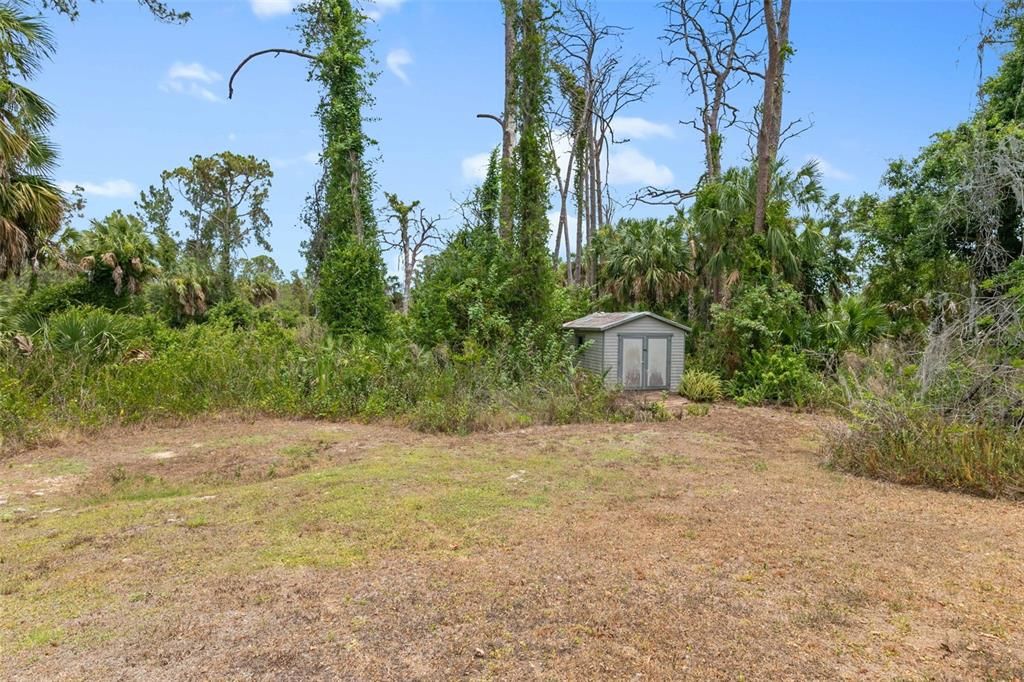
top-left (2, 407), bottom-right (1023, 680)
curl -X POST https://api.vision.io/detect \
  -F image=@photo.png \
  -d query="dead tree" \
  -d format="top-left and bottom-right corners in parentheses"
top-left (662, 0), bottom-right (764, 183)
top-left (551, 0), bottom-right (655, 286)
top-left (382, 193), bottom-right (442, 314)
top-left (752, 0), bottom-right (792, 234)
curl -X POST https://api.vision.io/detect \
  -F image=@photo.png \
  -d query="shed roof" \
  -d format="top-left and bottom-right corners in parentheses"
top-left (562, 311), bottom-right (691, 333)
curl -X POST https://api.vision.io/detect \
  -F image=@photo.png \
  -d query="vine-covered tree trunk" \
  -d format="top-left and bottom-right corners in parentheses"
top-left (512, 0), bottom-right (553, 320)
top-left (299, 0), bottom-right (389, 335)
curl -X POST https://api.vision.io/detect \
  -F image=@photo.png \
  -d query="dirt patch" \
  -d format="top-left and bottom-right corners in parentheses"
top-left (2, 406), bottom-right (1023, 680)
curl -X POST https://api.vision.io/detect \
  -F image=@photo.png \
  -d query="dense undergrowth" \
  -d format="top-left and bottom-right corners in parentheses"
top-left (828, 404), bottom-right (1024, 499)
top-left (0, 305), bottom-right (623, 453)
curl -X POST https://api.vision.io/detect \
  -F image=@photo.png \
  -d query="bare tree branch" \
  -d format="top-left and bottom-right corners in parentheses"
top-left (228, 48), bottom-right (317, 99)
top-left (630, 185), bottom-right (699, 207)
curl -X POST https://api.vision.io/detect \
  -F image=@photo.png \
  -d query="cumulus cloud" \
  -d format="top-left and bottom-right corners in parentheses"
top-left (160, 61), bottom-right (222, 102)
top-left (461, 152), bottom-right (490, 182)
top-left (386, 48), bottom-right (413, 84)
top-left (250, 0), bottom-right (296, 17)
top-left (613, 116), bottom-right (674, 140)
top-left (58, 179), bottom-right (137, 198)
top-left (608, 147), bottom-right (674, 186)
top-left (806, 154), bottom-right (853, 182)
top-left (365, 0), bottom-right (405, 20)
top-left (272, 150), bottom-right (321, 169)
top-left (167, 62), bottom-right (219, 83)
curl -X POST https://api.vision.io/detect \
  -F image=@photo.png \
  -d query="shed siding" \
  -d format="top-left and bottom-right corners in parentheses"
top-left (577, 331), bottom-right (605, 378)
top-left (601, 318), bottom-right (685, 391)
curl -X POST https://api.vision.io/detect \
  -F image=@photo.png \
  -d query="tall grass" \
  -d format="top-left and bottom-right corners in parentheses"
top-left (827, 404), bottom-right (1024, 499)
top-left (0, 310), bottom-right (617, 453)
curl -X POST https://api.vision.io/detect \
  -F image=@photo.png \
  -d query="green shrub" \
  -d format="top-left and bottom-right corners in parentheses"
top-left (685, 403), bottom-right (710, 417)
top-left (679, 369), bottom-right (723, 402)
top-left (207, 298), bottom-right (257, 330)
top-left (729, 348), bottom-right (823, 407)
top-left (709, 280), bottom-right (809, 374)
top-left (828, 406), bottom-right (1024, 499)
top-left (316, 234), bottom-right (391, 338)
top-left (0, 370), bottom-right (47, 451)
top-left (0, 310), bottom-right (622, 451)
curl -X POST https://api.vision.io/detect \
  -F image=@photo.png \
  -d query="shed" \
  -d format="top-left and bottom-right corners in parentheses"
top-left (563, 312), bottom-right (691, 392)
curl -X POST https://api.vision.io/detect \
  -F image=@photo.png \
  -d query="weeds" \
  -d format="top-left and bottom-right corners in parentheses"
top-left (827, 404), bottom-right (1024, 499)
top-left (1, 313), bottom-right (620, 453)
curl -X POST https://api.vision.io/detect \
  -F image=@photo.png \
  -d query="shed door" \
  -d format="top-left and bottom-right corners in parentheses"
top-left (618, 334), bottom-right (671, 390)
top-left (620, 337), bottom-right (644, 389)
top-left (646, 337), bottom-right (669, 389)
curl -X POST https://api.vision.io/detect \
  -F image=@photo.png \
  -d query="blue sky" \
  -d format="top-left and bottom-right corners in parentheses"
top-left (36, 0), bottom-right (994, 276)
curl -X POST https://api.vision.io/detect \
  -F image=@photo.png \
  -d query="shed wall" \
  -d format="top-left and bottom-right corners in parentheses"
top-left (601, 318), bottom-right (685, 391)
top-left (576, 331), bottom-right (605, 378)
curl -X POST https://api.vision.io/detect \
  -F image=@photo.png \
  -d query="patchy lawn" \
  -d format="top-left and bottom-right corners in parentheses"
top-left (1, 408), bottom-right (1023, 680)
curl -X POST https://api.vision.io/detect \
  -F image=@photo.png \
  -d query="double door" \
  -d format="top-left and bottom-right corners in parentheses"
top-left (619, 334), bottom-right (671, 390)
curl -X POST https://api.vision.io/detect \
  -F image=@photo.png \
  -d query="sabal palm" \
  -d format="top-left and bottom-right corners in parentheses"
top-left (73, 211), bottom-right (158, 295)
top-left (0, 4), bottom-right (63, 279)
top-left (819, 295), bottom-right (889, 353)
top-left (689, 166), bottom-right (752, 306)
top-left (689, 161), bottom-right (825, 304)
top-left (598, 218), bottom-right (689, 311)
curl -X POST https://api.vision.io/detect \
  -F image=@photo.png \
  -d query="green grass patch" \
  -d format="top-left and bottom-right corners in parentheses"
top-left (20, 626), bottom-right (63, 649)
top-left (23, 457), bottom-right (89, 477)
top-left (0, 436), bottom-right (647, 655)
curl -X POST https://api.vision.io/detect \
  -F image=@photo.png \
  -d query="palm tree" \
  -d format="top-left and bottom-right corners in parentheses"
top-left (72, 211), bottom-right (159, 296)
top-left (152, 257), bottom-right (212, 324)
top-left (0, 4), bottom-right (63, 280)
top-left (818, 295), bottom-right (889, 354)
top-left (687, 161), bottom-right (826, 322)
top-left (595, 217), bottom-right (689, 313)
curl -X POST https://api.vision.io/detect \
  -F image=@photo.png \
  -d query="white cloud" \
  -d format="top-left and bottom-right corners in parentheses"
top-left (806, 154), bottom-right (852, 182)
top-left (608, 147), bottom-right (674, 186)
top-left (161, 61), bottom-right (222, 102)
top-left (167, 61), bottom-right (220, 83)
top-left (272, 150), bottom-right (321, 169)
top-left (386, 48), bottom-right (413, 84)
top-left (365, 0), bottom-right (405, 20)
top-left (250, 0), bottom-right (297, 17)
top-left (461, 152), bottom-right (490, 182)
top-left (613, 116), bottom-right (674, 140)
top-left (59, 179), bottom-right (137, 199)
top-left (551, 132), bottom-right (572, 182)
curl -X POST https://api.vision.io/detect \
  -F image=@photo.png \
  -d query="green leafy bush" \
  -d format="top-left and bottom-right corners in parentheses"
top-left (729, 348), bottom-right (823, 407)
top-left (709, 281), bottom-right (809, 374)
top-left (316, 234), bottom-right (391, 338)
top-left (207, 298), bottom-right (257, 330)
top-left (679, 369), bottom-right (723, 402)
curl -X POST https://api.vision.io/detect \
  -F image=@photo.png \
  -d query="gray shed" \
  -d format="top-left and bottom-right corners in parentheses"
top-left (563, 312), bottom-right (691, 392)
